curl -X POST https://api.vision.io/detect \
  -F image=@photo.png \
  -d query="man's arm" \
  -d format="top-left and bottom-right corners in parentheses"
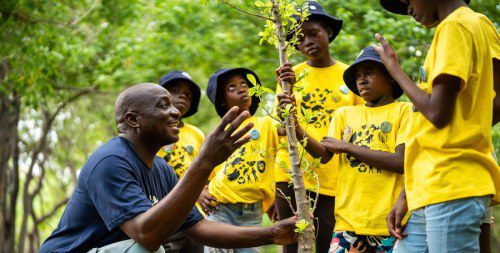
top-left (120, 107), bottom-right (254, 251)
top-left (184, 218), bottom-right (297, 248)
top-left (321, 139), bottom-right (404, 174)
top-left (374, 34), bottom-right (460, 129)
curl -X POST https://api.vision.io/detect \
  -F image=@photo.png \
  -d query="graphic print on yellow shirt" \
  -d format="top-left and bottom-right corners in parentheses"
top-left (274, 61), bottom-right (364, 196)
top-left (156, 123), bottom-right (205, 179)
top-left (209, 116), bottom-right (278, 211)
top-left (330, 102), bottom-right (411, 235)
top-left (405, 7), bottom-right (500, 211)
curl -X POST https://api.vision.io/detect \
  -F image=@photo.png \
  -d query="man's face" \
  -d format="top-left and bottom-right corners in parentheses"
top-left (296, 20), bottom-right (332, 61)
top-left (401, 0), bottom-right (440, 28)
top-left (167, 81), bottom-right (193, 117)
top-left (139, 89), bottom-right (181, 146)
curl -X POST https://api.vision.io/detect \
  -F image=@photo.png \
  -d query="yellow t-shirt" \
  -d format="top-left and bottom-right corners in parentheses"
top-left (329, 102), bottom-right (411, 235)
top-left (405, 7), bottom-right (500, 211)
top-left (274, 61), bottom-right (364, 196)
top-left (209, 116), bottom-right (279, 211)
top-left (157, 123), bottom-right (205, 179)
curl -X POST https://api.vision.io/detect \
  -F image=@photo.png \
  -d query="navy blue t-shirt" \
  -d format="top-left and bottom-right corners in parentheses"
top-left (39, 137), bottom-right (203, 253)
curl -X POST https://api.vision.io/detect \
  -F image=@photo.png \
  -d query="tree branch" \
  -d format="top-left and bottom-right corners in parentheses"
top-left (219, 0), bottom-right (270, 20)
top-left (68, 0), bottom-right (100, 26)
top-left (35, 197), bottom-right (69, 224)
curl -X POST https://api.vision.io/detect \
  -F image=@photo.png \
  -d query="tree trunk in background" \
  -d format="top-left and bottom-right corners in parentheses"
top-left (0, 59), bottom-right (21, 253)
top-left (270, 2), bottom-right (315, 252)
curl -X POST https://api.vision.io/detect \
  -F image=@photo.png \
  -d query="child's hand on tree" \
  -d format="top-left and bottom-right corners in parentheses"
top-left (275, 62), bottom-right (296, 85)
top-left (276, 93), bottom-right (297, 121)
top-left (320, 137), bottom-right (348, 154)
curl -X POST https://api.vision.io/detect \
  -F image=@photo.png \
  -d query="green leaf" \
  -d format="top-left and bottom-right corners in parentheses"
top-left (294, 219), bottom-right (310, 233)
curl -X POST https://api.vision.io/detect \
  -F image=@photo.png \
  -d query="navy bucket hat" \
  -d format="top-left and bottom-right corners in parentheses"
top-left (206, 68), bottom-right (261, 118)
top-left (380, 0), bottom-right (471, 15)
top-left (343, 46), bottom-right (404, 99)
top-left (159, 71), bottom-right (201, 118)
top-left (287, 1), bottom-right (343, 45)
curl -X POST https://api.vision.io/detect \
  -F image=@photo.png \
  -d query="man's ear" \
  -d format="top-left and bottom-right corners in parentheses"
top-left (124, 112), bottom-right (140, 128)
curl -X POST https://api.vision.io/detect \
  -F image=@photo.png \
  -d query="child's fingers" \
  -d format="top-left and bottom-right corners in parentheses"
top-left (375, 33), bottom-right (389, 48)
top-left (372, 44), bottom-right (384, 56)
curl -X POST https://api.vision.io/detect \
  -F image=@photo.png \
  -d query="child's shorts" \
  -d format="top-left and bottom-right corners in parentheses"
top-left (329, 231), bottom-right (395, 253)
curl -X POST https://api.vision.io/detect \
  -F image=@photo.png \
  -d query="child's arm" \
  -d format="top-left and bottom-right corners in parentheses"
top-left (374, 33), bottom-right (460, 129)
top-left (493, 59), bottom-right (500, 125)
top-left (275, 64), bottom-right (333, 163)
top-left (321, 137), bottom-right (404, 174)
top-left (276, 93), bottom-right (333, 164)
top-left (386, 187), bottom-right (408, 240)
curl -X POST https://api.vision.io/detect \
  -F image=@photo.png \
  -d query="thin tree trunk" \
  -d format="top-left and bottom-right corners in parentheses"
top-left (18, 89), bottom-right (94, 253)
top-left (0, 59), bottom-right (20, 253)
top-left (270, 1), bottom-right (314, 252)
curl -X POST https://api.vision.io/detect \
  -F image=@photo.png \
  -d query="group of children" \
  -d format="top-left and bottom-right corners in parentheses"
top-left (156, 1), bottom-right (499, 253)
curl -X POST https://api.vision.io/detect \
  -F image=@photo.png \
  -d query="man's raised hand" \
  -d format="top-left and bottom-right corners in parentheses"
top-left (198, 106), bottom-right (253, 168)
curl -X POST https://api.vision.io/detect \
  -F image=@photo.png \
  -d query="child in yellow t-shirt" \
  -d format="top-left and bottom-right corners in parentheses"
top-left (278, 45), bottom-right (410, 252)
top-left (202, 68), bottom-right (278, 253)
top-left (156, 71), bottom-right (205, 253)
top-left (273, 2), bottom-right (363, 252)
top-left (157, 71), bottom-right (205, 179)
top-left (376, 0), bottom-right (500, 252)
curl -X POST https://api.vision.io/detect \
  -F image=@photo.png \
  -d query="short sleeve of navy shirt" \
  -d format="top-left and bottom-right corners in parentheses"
top-left (39, 137), bottom-right (203, 253)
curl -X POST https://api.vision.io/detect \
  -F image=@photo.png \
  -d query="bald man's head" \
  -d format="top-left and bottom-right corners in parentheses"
top-left (115, 83), bottom-right (170, 133)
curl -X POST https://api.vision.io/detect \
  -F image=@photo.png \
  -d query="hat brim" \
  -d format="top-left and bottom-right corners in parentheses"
top-left (344, 60), bottom-right (404, 99)
top-left (213, 68), bottom-right (261, 118)
top-left (160, 78), bottom-right (201, 118)
top-left (380, 0), bottom-right (470, 15)
top-left (287, 14), bottom-right (343, 49)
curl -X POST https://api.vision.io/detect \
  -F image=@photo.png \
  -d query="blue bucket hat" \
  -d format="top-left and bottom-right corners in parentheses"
top-left (343, 46), bottom-right (404, 99)
top-left (159, 70), bottom-right (201, 118)
top-left (287, 1), bottom-right (343, 46)
top-left (380, 0), bottom-right (470, 15)
top-left (206, 68), bottom-right (261, 118)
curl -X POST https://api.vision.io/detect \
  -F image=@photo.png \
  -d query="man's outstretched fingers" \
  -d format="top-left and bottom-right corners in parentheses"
top-left (232, 135), bottom-right (252, 150)
top-left (231, 122), bottom-right (254, 141)
top-left (225, 110), bottom-right (250, 135)
top-left (216, 106), bottom-right (240, 133)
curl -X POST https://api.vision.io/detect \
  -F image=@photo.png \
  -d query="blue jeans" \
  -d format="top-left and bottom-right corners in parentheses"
top-left (88, 239), bottom-right (165, 253)
top-left (394, 196), bottom-right (491, 253)
top-left (204, 201), bottom-right (263, 253)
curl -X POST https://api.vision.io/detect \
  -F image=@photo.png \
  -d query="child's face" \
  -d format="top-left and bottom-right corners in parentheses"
top-left (355, 62), bottom-right (394, 102)
top-left (221, 74), bottom-right (252, 112)
top-left (167, 81), bottom-right (193, 117)
top-left (400, 0), bottom-right (440, 28)
top-left (296, 20), bottom-right (332, 61)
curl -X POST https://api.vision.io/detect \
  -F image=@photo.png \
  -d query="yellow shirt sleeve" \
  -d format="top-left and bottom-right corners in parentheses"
top-left (432, 21), bottom-right (473, 88)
